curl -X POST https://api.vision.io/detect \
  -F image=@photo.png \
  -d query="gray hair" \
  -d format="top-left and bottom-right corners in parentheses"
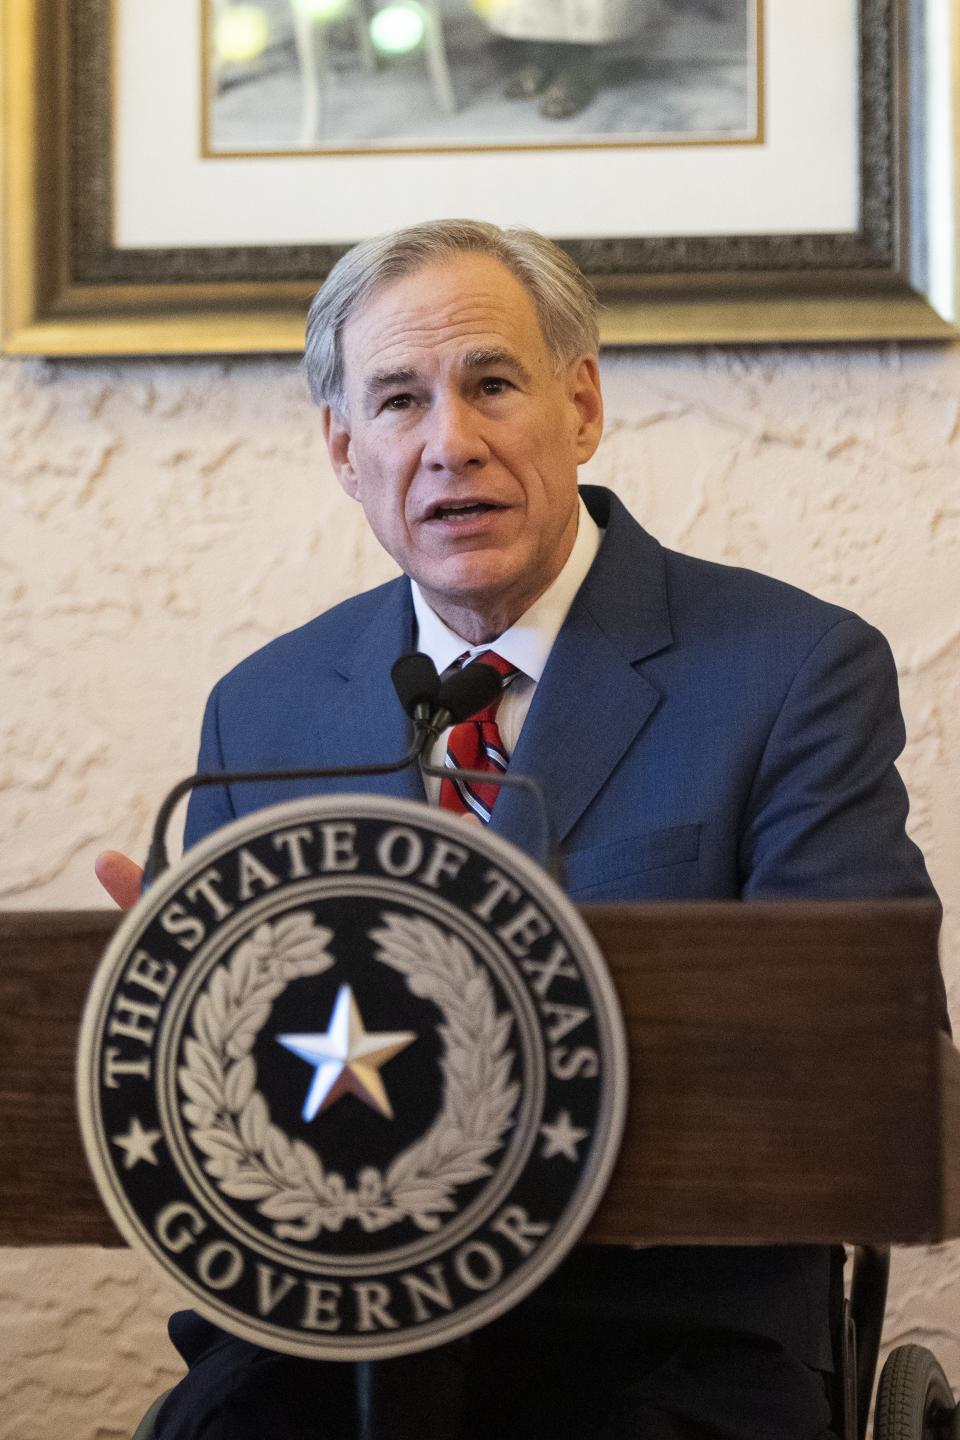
top-left (304, 218), bottom-right (600, 414)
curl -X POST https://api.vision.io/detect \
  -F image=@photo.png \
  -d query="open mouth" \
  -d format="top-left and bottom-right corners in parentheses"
top-left (430, 501), bottom-right (502, 521)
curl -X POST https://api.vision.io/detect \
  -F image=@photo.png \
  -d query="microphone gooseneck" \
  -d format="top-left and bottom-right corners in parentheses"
top-left (143, 653), bottom-right (559, 889)
top-left (143, 660), bottom-right (442, 887)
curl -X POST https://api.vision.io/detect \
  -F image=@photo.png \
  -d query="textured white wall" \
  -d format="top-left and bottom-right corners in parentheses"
top-left (1, 340), bottom-right (959, 1435)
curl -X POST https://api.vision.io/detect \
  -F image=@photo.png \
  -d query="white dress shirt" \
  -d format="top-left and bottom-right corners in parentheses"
top-left (411, 497), bottom-right (603, 804)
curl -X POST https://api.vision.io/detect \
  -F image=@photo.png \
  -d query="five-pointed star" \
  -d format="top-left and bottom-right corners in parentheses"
top-left (539, 1110), bottom-right (589, 1162)
top-left (112, 1116), bottom-right (163, 1170)
top-left (277, 985), bottom-right (416, 1121)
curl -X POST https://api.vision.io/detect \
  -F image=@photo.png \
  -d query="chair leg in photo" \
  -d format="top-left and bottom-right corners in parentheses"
top-left (353, 0), bottom-right (378, 74)
top-left (290, 1), bottom-right (329, 146)
top-left (422, 2), bottom-right (456, 114)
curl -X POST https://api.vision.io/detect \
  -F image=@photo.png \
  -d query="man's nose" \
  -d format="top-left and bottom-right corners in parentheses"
top-left (421, 397), bottom-right (489, 471)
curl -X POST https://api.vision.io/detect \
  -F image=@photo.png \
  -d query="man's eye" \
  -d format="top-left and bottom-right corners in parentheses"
top-left (383, 393), bottom-right (413, 410)
top-left (480, 377), bottom-right (511, 396)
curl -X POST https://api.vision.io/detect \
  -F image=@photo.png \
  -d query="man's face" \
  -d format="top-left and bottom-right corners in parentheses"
top-left (323, 253), bottom-right (603, 641)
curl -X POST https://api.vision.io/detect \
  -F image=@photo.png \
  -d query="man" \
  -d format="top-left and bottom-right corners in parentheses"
top-left (479, 0), bottom-right (651, 119)
top-left (98, 219), bottom-right (940, 1439)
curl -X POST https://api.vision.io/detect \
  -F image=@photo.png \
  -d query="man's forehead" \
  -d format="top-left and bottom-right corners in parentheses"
top-left (341, 254), bottom-right (547, 383)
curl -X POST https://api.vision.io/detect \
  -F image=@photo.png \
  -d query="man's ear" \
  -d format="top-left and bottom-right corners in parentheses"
top-left (567, 355), bottom-right (604, 464)
top-left (321, 405), bottom-right (359, 499)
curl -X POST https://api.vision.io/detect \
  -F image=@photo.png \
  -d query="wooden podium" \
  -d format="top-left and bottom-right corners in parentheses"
top-left (1, 899), bottom-right (955, 1251)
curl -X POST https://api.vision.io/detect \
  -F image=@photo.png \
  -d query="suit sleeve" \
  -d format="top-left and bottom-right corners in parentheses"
top-left (741, 616), bottom-right (933, 899)
top-left (183, 680), bottom-right (237, 851)
top-left (739, 614), bottom-right (947, 1026)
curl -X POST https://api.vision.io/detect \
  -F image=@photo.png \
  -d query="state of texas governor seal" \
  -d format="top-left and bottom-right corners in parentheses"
top-left (77, 795), bottom-right (628, 1360)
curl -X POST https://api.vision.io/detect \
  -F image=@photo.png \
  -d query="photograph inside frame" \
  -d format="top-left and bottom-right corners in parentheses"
top-left (205, 0), bottom-right (756, 155)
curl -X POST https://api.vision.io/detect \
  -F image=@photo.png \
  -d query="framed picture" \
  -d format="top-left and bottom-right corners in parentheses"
top-left (202, 1), bottom-right (762, 157)
top-left (2, 0), bottom-right (956, 356)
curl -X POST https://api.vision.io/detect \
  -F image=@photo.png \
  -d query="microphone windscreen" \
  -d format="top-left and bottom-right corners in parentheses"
top-left (439, 661), bottom-right (503, 724)
top-left (391, 653), bottom-right (440, 717)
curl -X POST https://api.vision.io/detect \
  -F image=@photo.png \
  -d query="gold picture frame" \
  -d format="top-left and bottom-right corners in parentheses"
top-left (2, 0), bottom-right (957, 357)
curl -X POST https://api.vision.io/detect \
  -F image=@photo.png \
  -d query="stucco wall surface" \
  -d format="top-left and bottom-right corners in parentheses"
top-left (1, 340), bottom-right (959, 1435)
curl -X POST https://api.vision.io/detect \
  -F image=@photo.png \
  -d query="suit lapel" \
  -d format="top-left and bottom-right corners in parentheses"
top-left (320, 579), bottom-right (426, 804)
top-left (490, 489), bottom-right (673, 855)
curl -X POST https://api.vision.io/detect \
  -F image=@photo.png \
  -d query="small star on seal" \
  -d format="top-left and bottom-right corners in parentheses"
top-left (112, 1116), bottom-right (163, 1170)
top-left (539, 1110), bottom-right (589, 1162)
top-left (277, 984), bottom-right (416, 1121)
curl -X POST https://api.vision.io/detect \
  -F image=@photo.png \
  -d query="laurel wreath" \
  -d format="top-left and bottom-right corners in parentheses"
top-left (178, 909), bottom-right (518, 1241)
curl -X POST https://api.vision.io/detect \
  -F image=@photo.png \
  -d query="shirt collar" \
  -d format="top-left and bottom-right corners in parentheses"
top-left (411, 496), bottom-right (603, 679)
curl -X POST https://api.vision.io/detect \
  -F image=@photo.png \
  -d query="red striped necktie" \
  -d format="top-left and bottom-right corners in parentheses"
top-left (438, 651), bottom-right (520, 823)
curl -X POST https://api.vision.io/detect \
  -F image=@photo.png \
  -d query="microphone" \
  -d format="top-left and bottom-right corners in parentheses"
top-left (390, 653), bottom-right (440, 730)
top-left (425, 660), bottom-right (503, 739)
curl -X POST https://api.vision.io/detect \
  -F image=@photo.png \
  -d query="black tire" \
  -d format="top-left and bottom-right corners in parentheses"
top-left (130, 1389), bottom-right (171, 1440)
top-left (874, 1345), bottom-right (956, 1440)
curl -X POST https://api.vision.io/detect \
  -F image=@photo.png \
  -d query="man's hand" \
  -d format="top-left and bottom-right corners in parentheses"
top-left (95, 850), bottom-right (144, 910)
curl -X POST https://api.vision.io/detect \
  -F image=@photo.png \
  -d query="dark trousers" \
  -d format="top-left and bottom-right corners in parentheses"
top-left (155, 1308), bottom-right (835, 1440)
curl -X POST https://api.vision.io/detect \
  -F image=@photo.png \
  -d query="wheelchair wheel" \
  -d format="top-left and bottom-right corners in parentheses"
top-left (130, 1388), bottom-right (171, 1440)
top-left (874, 1344), bottom-right (956, 1440)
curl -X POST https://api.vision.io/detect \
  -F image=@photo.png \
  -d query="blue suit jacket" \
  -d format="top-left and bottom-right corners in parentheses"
top-left (184, 484), bottom-right (940, 1369)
